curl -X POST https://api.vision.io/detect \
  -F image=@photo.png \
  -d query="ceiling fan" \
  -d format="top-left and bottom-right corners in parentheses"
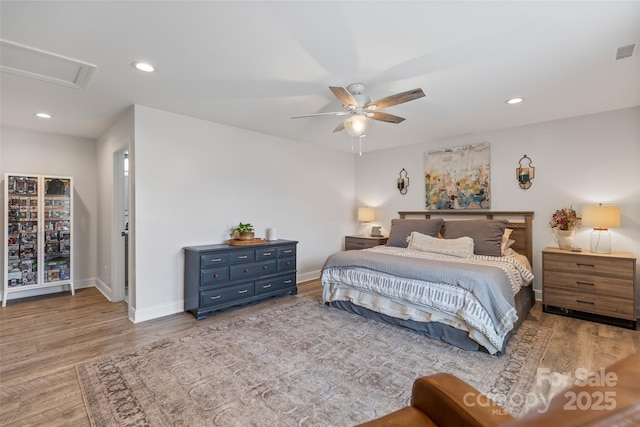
top-left (291, 83), bottom-right (425, 137)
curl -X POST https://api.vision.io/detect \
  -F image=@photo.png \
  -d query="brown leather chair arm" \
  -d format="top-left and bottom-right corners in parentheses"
top-left (411, 373), bottom-right (515, 427)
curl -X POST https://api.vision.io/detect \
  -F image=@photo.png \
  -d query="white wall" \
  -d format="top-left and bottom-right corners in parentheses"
top-left (95, 107), bottom-right (134, 307)
top-left (4, 106), bottom-right (636, 319)
top-left (131, 105), bottom-right (356, 321)
top-left (0, 127), bottom-right (98, 301)
top-left (355, 107), bottom-right (640, 305)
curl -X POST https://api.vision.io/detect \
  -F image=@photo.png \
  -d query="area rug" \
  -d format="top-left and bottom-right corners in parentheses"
top-left (77, 297), bottom-right (553, 426)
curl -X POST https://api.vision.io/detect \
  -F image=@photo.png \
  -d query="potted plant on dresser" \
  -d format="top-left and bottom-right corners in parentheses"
top-left (230, 222), bottom-right (255, 241)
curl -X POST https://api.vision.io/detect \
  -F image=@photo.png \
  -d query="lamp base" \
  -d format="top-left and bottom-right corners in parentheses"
top-left (590, 228), bottom-right (611, 254)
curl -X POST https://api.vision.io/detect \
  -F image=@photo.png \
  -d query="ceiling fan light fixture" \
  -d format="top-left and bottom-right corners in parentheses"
top-left (344, 114), bottom-right (369, 137)
top-left (132, 61), bottom-right (155, 72)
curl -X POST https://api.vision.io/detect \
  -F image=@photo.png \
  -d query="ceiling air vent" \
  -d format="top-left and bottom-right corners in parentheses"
top-left (615, 43), bottom-right (636, 61)
top-left (0, 39), bottom-right (97, 89)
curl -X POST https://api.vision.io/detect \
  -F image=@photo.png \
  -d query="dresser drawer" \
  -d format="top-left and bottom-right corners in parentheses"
top-left (230, 260), bottom-right (277, 280)
top-left (200, 253), bottom-right (229, 268)
top-left (346, 237), bottom-right (374, 250)
top-left (544, 288), bottom-right (635, 320)
top-left (345, 236), bottom-right (388, 250)
top-left (278, 257), bottom-right (296, 272)
top-left (255, 274), bottom-right (296, 296)
top-left (201, 267), bottom-right (229, 286)
top-left (543, 253), bottom-right (634, 278)
top-left (277, 245), bottom-right (296, 258)
top-left (255, 247), bottom-right (277, 261)
top-left (230, 249), bottom-right (255, 264)
top-left (543, 270), bottom-right (633, 299)
top-left (200, 283), bottom-right (254, 307)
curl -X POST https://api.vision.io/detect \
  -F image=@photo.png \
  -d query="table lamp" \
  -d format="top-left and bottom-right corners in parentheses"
top-left (581, 204), bottom-right (620, 254)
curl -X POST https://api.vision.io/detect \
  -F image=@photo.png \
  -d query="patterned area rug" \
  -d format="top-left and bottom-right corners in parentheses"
top-left (77, 297), bottom-right (553, 426)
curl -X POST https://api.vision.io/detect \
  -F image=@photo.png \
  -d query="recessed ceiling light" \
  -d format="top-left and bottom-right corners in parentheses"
top-left (505, 97), bottom-right (524, 105)
top-left (35, 112), bottom-right (52, 119)
top-left (132, 61), bottom-right (155, 72)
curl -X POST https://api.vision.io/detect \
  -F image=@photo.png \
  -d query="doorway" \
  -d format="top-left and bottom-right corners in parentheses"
top-left (113, 146), bottom-right (129, 304)
top-left (122, 151), bottom-right (129, 302)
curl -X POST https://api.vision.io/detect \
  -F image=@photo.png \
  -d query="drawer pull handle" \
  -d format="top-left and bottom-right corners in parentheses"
top-left (213, 273), bottom-right (219, 279)
top-left (284, 250), bottom-right (292, 253)
top-left (238, 255), bottom-right (248, 259)
top-left (262, 284), bottom-right (272, 289)
top-left (284, 280), bottom-right (292, 284)
top-left (263, 265), bottom-right (269, 270)
top-left (576, 281), bottom-right (594, 286)
top-left (576, 263), bottom-right (595, 267)
top-left (576, 299), bottom-right (595, 305)
top-left (357, 242), bottom-right (365, 246)
top-left (286, 261), bottom-right (291, 266)
top-left (262, 252), bottom-right (272, 256)
top-left (210, 295), bottom-right (222, 300)
top-left (211, 258), bottom-right (222, 262)
top-left (238, 289), bottom-right (248, 294)
top-left (244, 268), bottom-right (250, 273)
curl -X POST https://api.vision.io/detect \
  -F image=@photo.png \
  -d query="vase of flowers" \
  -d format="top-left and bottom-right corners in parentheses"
top-left (549, 207), bottom-right (580, 249)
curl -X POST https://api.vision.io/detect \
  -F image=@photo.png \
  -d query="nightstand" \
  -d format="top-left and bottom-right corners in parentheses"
top-left (542, 247), bottom-right (637, 329)
top-left (345, 235), bottom-right (388, 251)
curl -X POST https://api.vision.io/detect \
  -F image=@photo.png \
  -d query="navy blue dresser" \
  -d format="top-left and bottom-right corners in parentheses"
top-left (183, 240), bottom-right (297, 320)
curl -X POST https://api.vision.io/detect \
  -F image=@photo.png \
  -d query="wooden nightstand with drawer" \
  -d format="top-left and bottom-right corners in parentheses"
top-left (345, 235), bottom-right (388, 251)
top-left (542, 247), bottom-right (637, 329)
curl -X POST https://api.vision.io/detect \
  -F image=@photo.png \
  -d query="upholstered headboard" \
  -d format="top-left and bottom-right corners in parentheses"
top-left (397, 211), bottom-right (534, 267)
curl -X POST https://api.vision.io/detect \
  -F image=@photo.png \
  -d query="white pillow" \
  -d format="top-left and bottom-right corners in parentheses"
top-left (407, 232), bottom-right (474, 258)
top-left (501, 228), bottom-right (513, 256)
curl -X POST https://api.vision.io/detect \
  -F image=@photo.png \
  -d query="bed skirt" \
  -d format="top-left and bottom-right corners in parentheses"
top-left (325, 285), bottom-right (535, 354)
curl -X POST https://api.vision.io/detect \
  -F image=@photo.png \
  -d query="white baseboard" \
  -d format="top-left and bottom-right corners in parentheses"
top-left (533, 288), bottom-right (542, 301)
top-left (298, 270), bottom-right (320, 283)
top-left (131, 270), bottom-right (321, 323)
top-left (130, 300), bottom-right (184, 323)
top-left (93, 277), bottom-right (114, 301)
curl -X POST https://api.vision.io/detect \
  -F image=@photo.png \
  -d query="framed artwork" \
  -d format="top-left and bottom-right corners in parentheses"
top-left (424, 142), bottom-right (491, 210)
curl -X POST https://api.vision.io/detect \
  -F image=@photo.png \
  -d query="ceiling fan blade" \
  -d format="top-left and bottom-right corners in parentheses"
top-left (366, 88), bottom-right (425, 110)
top-left (333, 121), bottom-right (345, 133)
top-left (369, 111), bottom-right (405, 124)
top-left (329, 86), bottom-right (358, 107)
top-left (291, 111), bottom-right (348, 119)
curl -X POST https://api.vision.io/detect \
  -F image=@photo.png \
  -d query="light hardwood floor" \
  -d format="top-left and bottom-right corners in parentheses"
top-left (1, 280), bottom-right (638, 426)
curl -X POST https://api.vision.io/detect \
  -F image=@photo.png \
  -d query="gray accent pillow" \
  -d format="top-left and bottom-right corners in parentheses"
top-left (387, 219), bottom-right (444, 248)
top-left (442, 219), bottom-right (509, 257)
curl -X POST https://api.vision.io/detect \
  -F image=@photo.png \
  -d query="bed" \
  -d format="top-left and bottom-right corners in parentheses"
top-left (321, 211), bottom-right (535, 355)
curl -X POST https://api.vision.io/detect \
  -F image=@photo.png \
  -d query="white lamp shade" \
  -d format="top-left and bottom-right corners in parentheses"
top-left (581, 204), bottom-right (620, 229)
top-left (358, 207), bottom-right (376, 222)
top-left (344, 114), bottom-right (370, 137)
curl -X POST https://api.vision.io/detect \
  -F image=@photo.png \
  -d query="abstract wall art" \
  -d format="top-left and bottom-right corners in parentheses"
top-left (424, 142), bottom-right (491, 210)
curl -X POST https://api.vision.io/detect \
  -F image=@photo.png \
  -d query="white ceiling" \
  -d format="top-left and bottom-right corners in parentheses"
top-left (1, 1), bottom-right (639, 153)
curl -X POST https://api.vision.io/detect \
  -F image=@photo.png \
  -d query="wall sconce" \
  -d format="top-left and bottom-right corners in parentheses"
top-left (516, 155), bottom-right (535, 189)
top-left (581, 203), bottom-right (620, 253)
top-left (397, 168), bottom-right (409, 195)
